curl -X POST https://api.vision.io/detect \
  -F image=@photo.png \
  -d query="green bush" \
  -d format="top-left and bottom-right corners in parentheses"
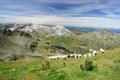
top-left (80, 59), bottom-right (97, 71)
top-left (85, 59), bottom-right (94, 70)
top-left (30, 41), bottom-right (38, 52)
top-left (42, 61), bottom-right (50, 70)
top-left (80, 64), bottom-right (84, 71)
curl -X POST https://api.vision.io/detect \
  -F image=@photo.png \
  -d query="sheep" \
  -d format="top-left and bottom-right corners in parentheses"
top-left (77, 54), bottom-right (82, 58)
top-left (92, 50), bottom-right (97, 56)
top-left (48, 54), bottom-right (69, 59)
top-left (48, 56), bottom-right (58, 59)
top-left (67, 54), bottom-right (70, 58)
top-left (84, 54), bottom-right (87, 58)
top-left (89, 49), bottom-right (93, 52)
top-left (70, 54), bottom-right (75, 57)
top-left (88, 53), bottom-right (92, 57)
top-left (60, 55), bottom-right (68, 59)
top-left (74, 53), bottom-right (78, 58)
top-left (56, 55), bottom-right (61, 59)
top-left (100, 48), bottom-right (105, 53)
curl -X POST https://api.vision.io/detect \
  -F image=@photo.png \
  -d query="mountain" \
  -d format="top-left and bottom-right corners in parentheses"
top-left (0, 23), bottom-right (74, 60)
top-left (79, 29), bottom-right (120, 49)
top-left (0, 23), bottom-right (120, 61)
top-left (66, 26), bottom-right (120, 34)
top-left (7, 24), bottom-right (73, 37)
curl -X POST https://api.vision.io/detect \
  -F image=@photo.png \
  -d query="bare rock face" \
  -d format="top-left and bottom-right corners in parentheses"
top-left (8, 24), bottom-right (73, 37)
top-left (52, 25), bottom-right (72, 36)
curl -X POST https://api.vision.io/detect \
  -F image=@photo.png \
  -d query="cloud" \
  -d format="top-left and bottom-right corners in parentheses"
top-left (0, 0), bottom-right (118, 17)
top-left (0, 0), bottom-right (120, 17)
top-left (1, 15), bottom-right (120, 29)
top-left (0, 0), bottom-right (120, 28)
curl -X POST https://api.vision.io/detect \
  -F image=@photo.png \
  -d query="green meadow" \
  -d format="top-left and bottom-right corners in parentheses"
top-left (0, 48), bottom-right (120, 80)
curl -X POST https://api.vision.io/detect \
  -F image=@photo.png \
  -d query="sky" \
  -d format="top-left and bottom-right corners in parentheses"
top-left (0, 0), bottom-right (120, 28)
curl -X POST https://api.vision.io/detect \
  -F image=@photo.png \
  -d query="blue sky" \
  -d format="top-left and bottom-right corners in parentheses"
top-left (0, 0), bottom-right (120, 28)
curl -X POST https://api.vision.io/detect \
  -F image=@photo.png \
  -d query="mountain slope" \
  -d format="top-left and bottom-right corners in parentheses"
top-left (0, 23), bottom-right (120, 61)
top-left (79, 29), bottom-right (120, 49)
top-left (0, 24), bottom-right (74, 60)
top-left (7, 24), bottom-right (73, 37)
top-left (0, 48), bottom-right (120, 80)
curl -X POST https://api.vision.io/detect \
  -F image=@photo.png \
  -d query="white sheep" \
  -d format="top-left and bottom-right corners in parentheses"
top-left (84, 54), bottom-right (87, 58)
top-left (92, 50), bottom-right (97, 56)
top-left (89, 49), bottom-right (93, 52)
top-left (60, 55), bottom-right (68, 59)
top-left (77, 54), bottom-right (82, 58)
top-left (88, 53), bottom-right (92, 57)
top-left (48, 56), bottom-right (58, 59)
top-left (70, 54), bottom-right (75, 57)
top-left (74, 53), bottom-right (78, 58)
top-left (100, 48), bottom-right (105, 53)
top-left (56, 55), bottom-right (61, 59)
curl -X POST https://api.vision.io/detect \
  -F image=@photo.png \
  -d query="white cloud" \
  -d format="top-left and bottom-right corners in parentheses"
top-left (1, 15), bottom-right (120, 29)
top-left (0, 0), bottom-right (120, 29)
top-left (0, 0), bottom-right (120, 18)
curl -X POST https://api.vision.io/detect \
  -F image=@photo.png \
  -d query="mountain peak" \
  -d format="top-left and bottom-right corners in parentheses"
top-left (52, 25), bottom-right (72, 36)
top-left (6, 23), bottom-right (72, 37)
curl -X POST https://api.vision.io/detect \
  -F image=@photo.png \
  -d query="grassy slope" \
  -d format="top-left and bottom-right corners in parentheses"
top-left (37, 30), bottom-right (120, 55)
top-left (0, 34), bottom-right (32, 59)
top-left (0, 48), bottom-right (120, 80)
top-left (1, 28), bottom-right (120, 57)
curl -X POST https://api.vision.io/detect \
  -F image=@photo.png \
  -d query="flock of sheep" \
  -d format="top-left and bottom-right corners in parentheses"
top-left (48, 48), bottom-right (105, 59)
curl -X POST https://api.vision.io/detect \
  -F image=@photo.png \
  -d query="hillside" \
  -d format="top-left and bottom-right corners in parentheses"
top-left (79, 29), bottom-right (120, 49)
top-left (0, 23), bottom-right (74, 60)
top-left (0, 23), bottom-right (120, 61)
top-left (0, 48), bottom-right (120, 80)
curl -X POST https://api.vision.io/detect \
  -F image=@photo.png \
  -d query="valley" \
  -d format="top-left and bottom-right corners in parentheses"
top-left (0, 23), bottom-right (120, 80)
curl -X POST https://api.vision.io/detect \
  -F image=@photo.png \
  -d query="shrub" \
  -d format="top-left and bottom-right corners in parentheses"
top-left (30, 41), bottom-right (38, 52)
top-left (45, 61), bottom-right (50, 69)
top-left (42, 61), bottom-right (50, 70)
top-left (85, 59), bottom-right (94, 70)
top-left (80, 59), bottom-right (97, 71)
top-left (80, 64), bottom-right (84, 71)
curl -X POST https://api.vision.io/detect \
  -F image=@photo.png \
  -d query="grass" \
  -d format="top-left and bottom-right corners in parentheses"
top-left (0, 48), bottom-right (120, 80)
